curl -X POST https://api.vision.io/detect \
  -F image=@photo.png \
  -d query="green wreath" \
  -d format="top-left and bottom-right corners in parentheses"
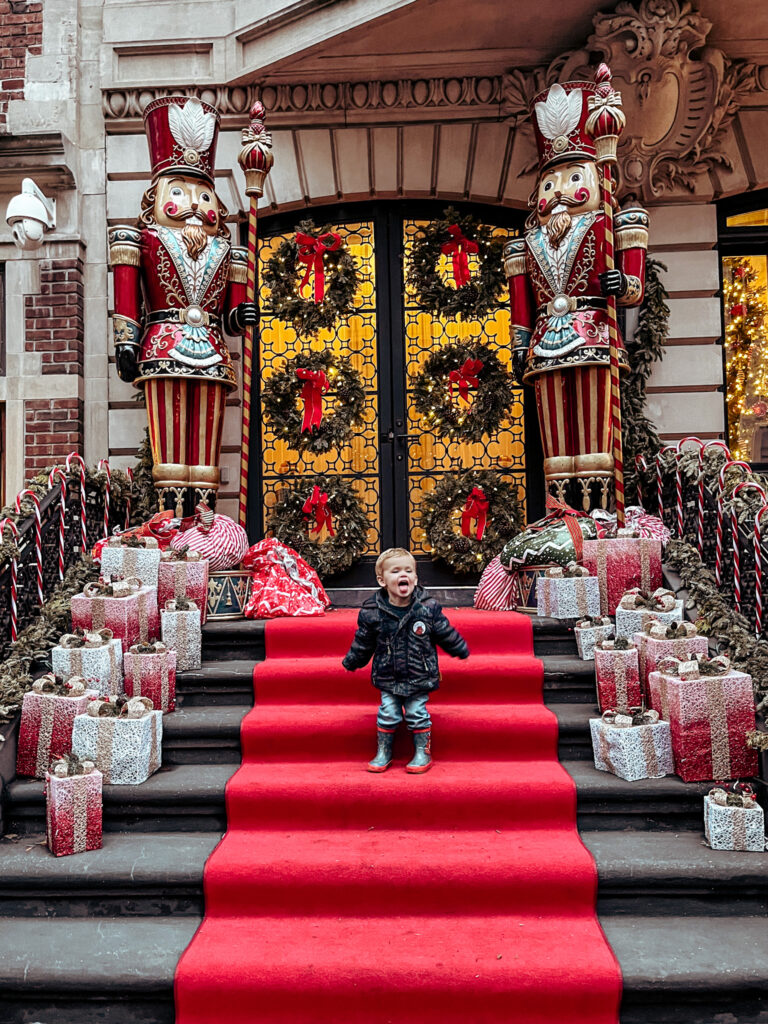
top-left (411, 340), bottom-right (515, 442)
top-left (262, 350), bottom-right (367, 455)
top-left (267, 473), bottom-right (369, 578)
top-left (421, 469), bottom-right (524, 574)
top-left (406, 207), bottom-right (507, 321)
top-left (263, 219), bottom-right (361, 337)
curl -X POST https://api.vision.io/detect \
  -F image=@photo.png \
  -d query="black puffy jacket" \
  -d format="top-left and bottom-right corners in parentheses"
top-left (342, 586), bottom-right (469, 697)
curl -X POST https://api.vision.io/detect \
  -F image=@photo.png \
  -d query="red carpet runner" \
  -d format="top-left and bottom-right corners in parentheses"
top-left (175, 609), bottom-right (622, 1023)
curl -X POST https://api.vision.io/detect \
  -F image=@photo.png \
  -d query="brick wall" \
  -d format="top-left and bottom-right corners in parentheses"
top-left (0, 0), bottom-right (42, 132)
top-left (24, 397), bottom-right (84, 477)
top-left (24, 258), bottom-right (84, 375)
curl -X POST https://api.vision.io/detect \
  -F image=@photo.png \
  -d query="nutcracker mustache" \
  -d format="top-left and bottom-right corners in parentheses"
top-left (162, 203), bottom-right (218, 260)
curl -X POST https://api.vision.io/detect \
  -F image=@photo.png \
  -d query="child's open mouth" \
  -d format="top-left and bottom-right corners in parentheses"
top-left (398, 579), bottom-right (410, 592)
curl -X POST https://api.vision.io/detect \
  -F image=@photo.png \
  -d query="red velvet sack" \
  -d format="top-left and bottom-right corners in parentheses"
top-left (92, 511), bottom-right (179, 561)
top-left (244, 539), bottom-right (329, 619)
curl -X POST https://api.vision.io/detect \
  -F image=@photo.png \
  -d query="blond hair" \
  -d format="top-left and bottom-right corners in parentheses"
top-left (375, 547), bottom-right (415, 578)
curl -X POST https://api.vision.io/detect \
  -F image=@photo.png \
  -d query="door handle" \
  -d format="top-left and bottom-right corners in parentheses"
top-left (395, 434), bottom-right (416, 445)
top-left (380, 429), bottom-right (394, 442)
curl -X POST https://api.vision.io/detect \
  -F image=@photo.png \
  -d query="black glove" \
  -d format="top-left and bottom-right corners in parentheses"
top-left (115, 345), bottom-right (140, 383)
top-left (512, 348), bottom-right (527, 385)
top-left (599, 269), bottom-right (627, 297)
top-left (228, 301), bottom-right (260, 334)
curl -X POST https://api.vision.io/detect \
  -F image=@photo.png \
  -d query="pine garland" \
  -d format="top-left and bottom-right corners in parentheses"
top-left (263, 219), bottom-right (360, 337)
top-left (665, 539), bottom-right (768, 712)
top-left (261, 350), bottom-right (366, 455)
top-left (406, 207), bottom-right (507, 321)
top-left (130, 430), bottom-right (159, 526)
top-left (420, 469), bottom-right (524, 574)
top-left (267, 474), bottom-right (369, 578)
top-left (411, 340), bottom-right (515, 443)
top-left (0, 555), bottom-right (100, 724)
top-left (622, 257), bottom-right (668, 502)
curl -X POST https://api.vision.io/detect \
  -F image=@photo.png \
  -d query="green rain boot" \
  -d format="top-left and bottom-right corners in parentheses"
top-left (406, 728), bottom-right (432, 774)
top-left (367, 728), bottom-right (395, 772)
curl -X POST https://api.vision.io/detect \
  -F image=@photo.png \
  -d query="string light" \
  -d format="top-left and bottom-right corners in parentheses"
top-left (723, 256), bottom-right (768, 460)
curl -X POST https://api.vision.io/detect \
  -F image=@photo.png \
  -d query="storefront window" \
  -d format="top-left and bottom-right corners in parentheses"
top-left (722, 255), bottom-right (768, 461)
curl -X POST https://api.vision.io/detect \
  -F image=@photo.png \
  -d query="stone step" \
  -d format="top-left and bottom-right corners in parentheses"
top-left (541, 655), bottom-right (596, 702)
top-left (0, 828), bottom-right (764, 921)
top-left (0, 912), bottom-right (765, 1024)
top-left (5, 764), bottom-right (235, 834)
top-left (175, 658), bottom-right (256, 707)
top-left (162, 706), bottom-right (246, 763)
top-left (0, 832), bottom-right (219, 917)
top-left (532, 615), bottom-right (579, 656)
top-left (550, 702), bottom-right (597, 759)
top-left (201, 618), bottom-right (264, 662)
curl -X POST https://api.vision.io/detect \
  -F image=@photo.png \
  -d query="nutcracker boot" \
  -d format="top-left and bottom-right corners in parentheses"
top-left (367, 728), bottom-right (395, 772)
top-left (406, 728), bottom-right (432, 774)
top-left (574, 453), bottom-right (614, 511)
top-left (543, 457), bottom-right (575, 505)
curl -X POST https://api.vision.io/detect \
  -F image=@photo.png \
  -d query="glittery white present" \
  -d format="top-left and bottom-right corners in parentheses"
top-left (71, 705), bottom-right (163, 785)
top-left (614, 589), bottom-right (683, 639)
top-left (51, 634), bottom-right (123, 696)
top-left (536, 569), bottom-right (600, 620)
top-left (574, 618), bottom-right (614, 661)
top-left (161, 601), bottom-right (202, 671)
top-left (590, 713), bottom-right (674, 782)
top-left (704, 795), bottom-right (765, 852)
top-left (100, 537), bottom-right (162, 588)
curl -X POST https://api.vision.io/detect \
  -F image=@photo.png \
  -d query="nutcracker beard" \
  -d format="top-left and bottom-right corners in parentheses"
top-left (181, 223), bottom-right (208, 260)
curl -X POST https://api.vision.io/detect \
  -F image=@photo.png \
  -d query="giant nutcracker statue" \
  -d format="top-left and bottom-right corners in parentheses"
top-left (109, 96), bottom-right (272, 515)
top-left (504, 65), bottom-right (649, 515)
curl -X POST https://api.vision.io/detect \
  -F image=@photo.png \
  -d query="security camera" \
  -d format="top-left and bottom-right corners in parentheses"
top-left (6, 178), bottom-right (56, 250)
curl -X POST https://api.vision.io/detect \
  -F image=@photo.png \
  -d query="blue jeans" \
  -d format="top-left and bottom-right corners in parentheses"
top-left (376, 689), bottom-right (431, 731)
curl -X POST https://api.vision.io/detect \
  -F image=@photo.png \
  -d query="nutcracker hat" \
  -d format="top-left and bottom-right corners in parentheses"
top-left (143, 96), bottom-right (220, 185)
top-left (530, 80), bottom-right (598, 172)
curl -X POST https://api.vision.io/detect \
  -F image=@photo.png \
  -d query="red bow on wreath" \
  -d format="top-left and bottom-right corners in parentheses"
top-left (531, 493), bottom-right (591, 561)
top-left (441, 225), bottom-right (479, 288)
top-left (449, 358), bottom-right (484, 403)
top-left (296, 368), bottom-right (329, 432)
top-left (302, 485), bottom-right (336, 537)
top-left (296, 231), bottom-right (342, 303)
top-left (461, 487), bottom-right (489, 541)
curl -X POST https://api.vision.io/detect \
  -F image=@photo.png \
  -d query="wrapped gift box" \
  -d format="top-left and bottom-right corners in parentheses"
top-left (123, 642), bottom-right (177, 713)
top-left (536, 565), bottom-right (600, 620)
top-left (46, 757), bottom-right (103, 857)
top-left (590, 709), bottom-right (674, 782)
top-left (632, 621), bottom-right (709, 691)
top-left (161, 600), bottom-right (202, 671)
top-left (614, 588), bottom-right (683, 639)
top-left (100, 536), bottom-right (162, 588)
top-left (647, 656), bottom-right (758, 782)
top-left (16, 677), bottom-right (99, 778)
top-left (71, 580), bottom-right (159, 652)
top-left (574, 617), bottom-right (614, 661)
top-left (51, 630), bottom-right (123, 697)
top-left (71, 697), bottom-right (163, 785)
top-left (158, 550), bottom-right (210, 624)
top-left (704, 789), bottom-right (765, 853)
top-left (594, 640), bottom-right (642, 712)
top-left (582, 533), bottom-right (662, 615)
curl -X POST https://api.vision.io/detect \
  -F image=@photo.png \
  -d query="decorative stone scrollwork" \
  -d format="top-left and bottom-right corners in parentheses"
top-left (503, 0), bottom-right (768, 202)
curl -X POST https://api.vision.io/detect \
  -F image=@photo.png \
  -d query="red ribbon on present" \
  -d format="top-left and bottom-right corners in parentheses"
top-left (296, 368), bottom-right (329, 432)
top-left (531, 494), bottom-right (591, 561)
top-left (449, 358), bottom-right (484, 403)
top-left (461, 487), bottom-right (489, 540)
top-left (296, 231), bottom-right (342, 303)
top-left (302, 486), bottom-right (336, 537)
top-left (440, 225), bottom-right (479, 288)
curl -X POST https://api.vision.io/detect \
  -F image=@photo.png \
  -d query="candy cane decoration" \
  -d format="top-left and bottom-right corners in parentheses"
top-left (676, 437), bottom-right (705, 553)
top-left (15, 490), bottom-right (43, 607)
top-left (730, 480), bottom-right (766, 614)
top-left (635, 454), bottom-right (648, 508)
top-left (98, 459), bottom-right (111, 539)
top-left (715, 460), bottom-right (752, 588)
top-left (754, 503), bottom-right (768, 636)
top-left (124, 466), bottom-right (134, 531)
top-left (0, 518), bottom-right (20, 642)
top-left (48, 467), bottom-right (68, 582)
top-left (655, 445), bottom-right (677, 523)
top-left (65, 452), bottom-right (87, 553)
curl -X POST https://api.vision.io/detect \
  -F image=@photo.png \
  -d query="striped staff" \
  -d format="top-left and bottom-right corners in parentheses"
top-left (237, 101), bottom-right (274, 528)
top-left (98, 458), bottom-right (111, 538)
top-left (47, 466), bottom-right (68, 581)
top-left (586, 64), bottom-right (627, 527)
top-left (65, 452), bottom-right (88, 553)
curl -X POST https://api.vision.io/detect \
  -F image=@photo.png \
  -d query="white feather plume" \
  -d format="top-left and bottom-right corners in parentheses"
top-left (168, 99), bottom-right (216, 152)
top-left (534, 84), bottom-right (582, 141)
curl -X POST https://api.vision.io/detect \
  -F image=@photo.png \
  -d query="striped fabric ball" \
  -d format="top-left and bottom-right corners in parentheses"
top-left (171, 513), bottom-right (248, 571)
